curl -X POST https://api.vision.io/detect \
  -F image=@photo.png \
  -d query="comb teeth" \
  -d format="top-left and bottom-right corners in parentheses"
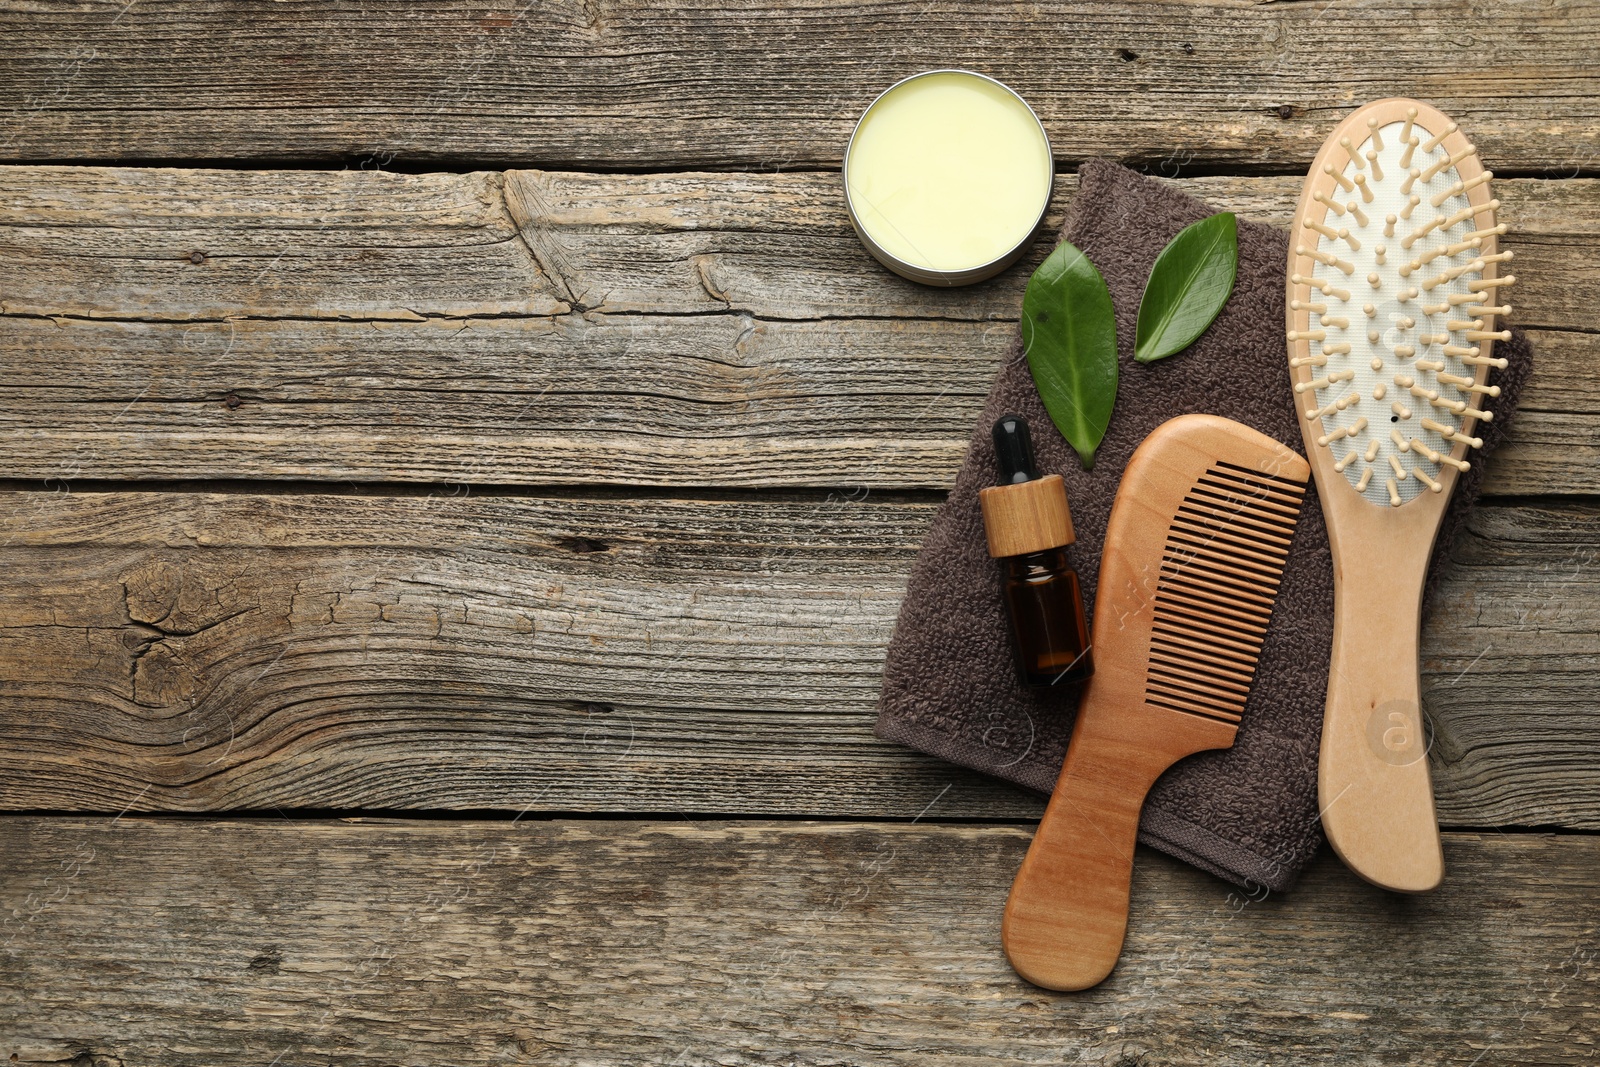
top-left (1143, 462), bottom-right (1306, 725)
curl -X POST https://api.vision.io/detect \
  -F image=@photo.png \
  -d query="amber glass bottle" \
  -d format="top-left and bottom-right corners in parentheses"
top-left (978, 414), bottom-right (1094, 687)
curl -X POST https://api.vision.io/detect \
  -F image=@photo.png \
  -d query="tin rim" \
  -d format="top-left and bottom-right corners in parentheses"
top-left (842, 68), bottom-right (1055, 283)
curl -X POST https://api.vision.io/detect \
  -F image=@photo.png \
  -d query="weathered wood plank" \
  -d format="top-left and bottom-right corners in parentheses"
top-left (1428, 502), bottom-right (1600, 830)
top-left (0, 313), bottom-right (1584, 493)
top-left (0, 167), bottom-right (1592, 492)
top-left (5, 167), bottom-right (1594, 334)
top-left (0, 168), bottom-right (563, 321)
top-left (0, 489), bottom-right (1592, 829)
top-left (0, 817), bottom-right (1593, 1065)
top-left (0, 313), bottom-right (1003, 488)
top-left (0, 0), bottom-right (1594, 171)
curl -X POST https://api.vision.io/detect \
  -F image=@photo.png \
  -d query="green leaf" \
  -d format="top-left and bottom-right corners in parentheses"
top-left (1020, 240), bottom-right (1118, 471)
top-left (1134, 212), bottom-right (1238, 363)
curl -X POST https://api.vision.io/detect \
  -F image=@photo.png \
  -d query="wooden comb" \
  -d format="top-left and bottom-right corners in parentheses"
top-left (1002, 414), bottom-right (1308, 991)
top-left (1287, 99), bottom-right (1509, 893)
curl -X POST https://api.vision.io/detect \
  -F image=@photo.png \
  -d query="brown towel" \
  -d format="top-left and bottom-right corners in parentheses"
top-left (875, 160), bottom-right (1534, 892)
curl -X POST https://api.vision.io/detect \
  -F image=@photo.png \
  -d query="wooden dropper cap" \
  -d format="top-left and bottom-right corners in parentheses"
top-left (978, 414), bottom-right (1075, 558)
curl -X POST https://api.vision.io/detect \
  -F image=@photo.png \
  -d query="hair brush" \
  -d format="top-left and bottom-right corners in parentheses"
top-left (1286, 99), bottom-right (1512, 893)
top-left (1002, 414), bottom-right (1308, 991)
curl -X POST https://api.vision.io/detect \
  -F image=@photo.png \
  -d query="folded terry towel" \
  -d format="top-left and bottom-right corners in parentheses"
top-left (875, 160), bottom-right (1534, 892)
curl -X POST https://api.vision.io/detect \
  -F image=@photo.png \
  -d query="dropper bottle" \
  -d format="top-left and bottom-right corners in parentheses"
top-left (978, 414), bottom-right (1094, 687)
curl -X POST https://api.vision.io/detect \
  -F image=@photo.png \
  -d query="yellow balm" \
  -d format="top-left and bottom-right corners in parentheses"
top-left (845, 70), bottom-right (1053, 285)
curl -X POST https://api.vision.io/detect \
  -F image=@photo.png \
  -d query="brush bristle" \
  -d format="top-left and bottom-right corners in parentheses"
top-left (1291, 105), bottom-right (1510, 507)
top-left (1144, 462), bottom-right (1307, 725)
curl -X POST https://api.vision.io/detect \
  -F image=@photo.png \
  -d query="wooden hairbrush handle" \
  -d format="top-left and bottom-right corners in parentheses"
top-left (1319, 538), bottom-right (1445, 893)
top-left (1002, 699), bottom-right (1235, 991)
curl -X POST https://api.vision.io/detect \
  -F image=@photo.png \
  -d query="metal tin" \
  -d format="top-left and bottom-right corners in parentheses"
top-left (843, 69), bottom-right (1054, 287)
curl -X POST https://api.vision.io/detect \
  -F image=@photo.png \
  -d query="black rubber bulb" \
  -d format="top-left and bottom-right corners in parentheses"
top-left (992, 413), bottom-right (1039, 485)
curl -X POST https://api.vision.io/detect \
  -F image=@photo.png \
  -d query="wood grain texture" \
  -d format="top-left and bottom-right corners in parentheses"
top-left (0, 7), bottom-right (1589, 1057)
top-left (0, 0), bottom-right (1595, 171)
top-left (0, 166), bottom-right (1591, 491)
top-left (0, 488), bottom-right (1592, 830)
top-left (1, 817), bottom-right (1594, 1065)
top-left (5, 167), bottom-right (1593, 331)
top-left (978, 474), bottom-right (1075, 558)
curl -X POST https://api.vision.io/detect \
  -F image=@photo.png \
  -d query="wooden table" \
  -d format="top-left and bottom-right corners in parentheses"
top-left (1, 2), bottom-right (1595, 1062)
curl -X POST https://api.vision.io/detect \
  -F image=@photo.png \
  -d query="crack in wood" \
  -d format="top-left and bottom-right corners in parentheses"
top-left (499, 170), bottom-right (600, 313)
